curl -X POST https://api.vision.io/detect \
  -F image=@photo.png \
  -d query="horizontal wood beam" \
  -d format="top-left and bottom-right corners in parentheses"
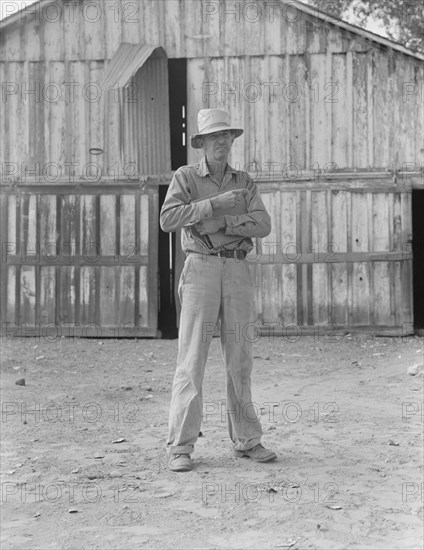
top-left (1, 170), bottom-right (420, 192)
top-left (0, 324), bottom-right (157, 338)
top-left (247, 251), bottom-right (412, 264)
top-left (3, 255), bottom-right (150, 266)
top-left (258, 324), bottom-right (414, 338)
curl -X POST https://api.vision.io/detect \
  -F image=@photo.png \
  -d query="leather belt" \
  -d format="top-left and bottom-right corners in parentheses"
top-left (210, 249), bottom-right (247, 259)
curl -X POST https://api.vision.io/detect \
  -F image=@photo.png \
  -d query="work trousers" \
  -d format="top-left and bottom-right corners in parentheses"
top-left (167, 252), bottom-right (263, 454)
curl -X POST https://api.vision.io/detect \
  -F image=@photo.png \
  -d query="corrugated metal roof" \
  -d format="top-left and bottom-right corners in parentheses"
top-left (102, 43), bottom-right (165, 90)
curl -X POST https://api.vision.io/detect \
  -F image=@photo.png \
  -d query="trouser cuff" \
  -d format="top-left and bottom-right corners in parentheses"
top-left (167, 444), bottom-right (194, 455)
top-left (233, 438), bottom-right (262, 452)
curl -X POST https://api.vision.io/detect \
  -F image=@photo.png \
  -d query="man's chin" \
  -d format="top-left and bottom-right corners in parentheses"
top-left (214, 151), bottom-right (228, 160)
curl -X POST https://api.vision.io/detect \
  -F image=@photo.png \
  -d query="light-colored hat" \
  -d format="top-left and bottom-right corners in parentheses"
top-left (191, 109), bottom-right (244, 149)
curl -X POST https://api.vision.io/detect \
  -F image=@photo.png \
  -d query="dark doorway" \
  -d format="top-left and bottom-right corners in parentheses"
top-left (157, 59), bottom-right (187, 338)
top-left (168, 58), bottom-right (188, 170)
top-left (158, 185), bottom-right (178, 338)
top-left (412, 190), bottom-right (424, 330)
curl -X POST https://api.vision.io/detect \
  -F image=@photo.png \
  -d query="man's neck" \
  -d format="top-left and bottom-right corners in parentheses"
top-left (206, 158), bottom-right (227, 182)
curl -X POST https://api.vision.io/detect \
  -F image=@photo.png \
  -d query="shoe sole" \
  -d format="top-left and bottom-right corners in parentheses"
top-left (234, 451), bottom-right (277, 463)
top-left (169, 465), bottom-right (193, 472)
top-left (169, 461), bottom-right (193, 472)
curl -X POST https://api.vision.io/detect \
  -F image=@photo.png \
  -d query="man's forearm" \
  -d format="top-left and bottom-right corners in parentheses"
top-left (160, 198), bottom-right (213, 232)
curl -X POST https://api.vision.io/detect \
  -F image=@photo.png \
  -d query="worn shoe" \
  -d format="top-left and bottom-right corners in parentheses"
top-left (234, 444), bottom-right (277, 463)
top-left (169, 453), bottom-right (193, 472)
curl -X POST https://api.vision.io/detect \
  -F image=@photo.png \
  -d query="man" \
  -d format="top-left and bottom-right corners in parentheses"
top-left (160, 109), bottom-right (276, 472)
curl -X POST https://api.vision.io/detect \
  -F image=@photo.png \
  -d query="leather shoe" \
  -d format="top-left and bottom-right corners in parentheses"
top-left (169, 453), bottom-right (193, 472)
top-left (234, 444), bottom-right (277, 463)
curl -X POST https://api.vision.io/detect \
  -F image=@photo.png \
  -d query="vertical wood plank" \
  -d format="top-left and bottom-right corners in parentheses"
top-left (352, 53), bottom-right (368, 168)
top-left (40, 266), bottom-right (56, 325)
top-left (6, 196), bottom-right (17, 253)
top-left (139, 265), bottom-right (149, 327)
top-left (58, 266), bottom-right (76, 324)
top-left (366, 53), bottom-right (374, 167)
top-left (331, 54), bottom-right (348, 168)
top-left (164, 0), bottom-right (182, 57)
top-left (373, 52), bottom-right (390, 168)
top-left (38, 195), bottom-right (57, 254)
top-left (312, 190), bottom-right (329, 324)
top-left (281, 264), bottom-right (297, 325)
top-left (83, 2), bottom-right (106, 59)
top-left (28, 62), bottom-right (45, 170)
top-left (104, 0), bottom-right (122, 60)
top-left (6, 267), bottom-right (16, 323)
top-left (121, 195), bottom-right (136, 257)
top-left (21, 266), bottom-right (36, 325)
top-left (139, 193), bottom-right (150, 256)
top-left (48, 62), bottom-right (66, 174)
top-left (64, 0), bottom-right (83, 60)
top-left (330, 190), bottom-right (348, 325)
top-left (119, 266), bottom-right (135, 325)
top-left (187, 58), bottom-right (208, 165)
top-left (8, 63), bottom-right (26, 171)
top-left (80, 266), bottom-right (96, 324)
top-left (99, 266), bottom-right (116, 326)
top-left (43, 16), bottom-right (64, 60)
top-left (61, 195), bottom-right (79, 258)
top-left (80, 195), bottom-right (97, 258)
top-left (100, 195), bottom-right (117, 258)
top-left (289, 55), bottom-right (307, 168)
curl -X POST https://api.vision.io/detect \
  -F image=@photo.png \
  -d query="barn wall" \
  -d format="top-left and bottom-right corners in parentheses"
top-left (1, 51), bottom-right (422, 180)
top-left (0, 0), bottom-right (420, 334)
top-left (1, 0), bottom-right (422, 179)
top-left (187, 52), bottom-right (423, 171)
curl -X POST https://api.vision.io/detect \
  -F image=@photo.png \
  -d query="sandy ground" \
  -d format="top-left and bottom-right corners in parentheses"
top-left (0, 333), bottom-right (423, 550)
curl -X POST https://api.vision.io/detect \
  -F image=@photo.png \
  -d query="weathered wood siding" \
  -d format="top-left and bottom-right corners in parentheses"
top-left (1, 0), bottom-right (422, 178)
top-left (0, 184), bottom-right (158, 336)
top-left (187, 51), bottom-right (423, 171)
top-left (249, 178), bottom-right (413, 331)
top-left (0, 0), bottom-right (421, 334)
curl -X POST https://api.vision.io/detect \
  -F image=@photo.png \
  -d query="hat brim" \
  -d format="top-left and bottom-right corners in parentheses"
top-left (191, 127), bottom-right (244, 149)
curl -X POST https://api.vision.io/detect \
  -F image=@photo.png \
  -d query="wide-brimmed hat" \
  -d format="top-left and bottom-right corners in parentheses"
top-left (191, 109), bottom-right (244, 149)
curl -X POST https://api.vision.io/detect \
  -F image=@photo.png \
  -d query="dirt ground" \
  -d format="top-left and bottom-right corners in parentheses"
top-left (1, 332), bottom-right (423, 550)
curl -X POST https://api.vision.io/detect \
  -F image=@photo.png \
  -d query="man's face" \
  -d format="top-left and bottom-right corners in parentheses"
top-left (200, 130), bottom-right (235, 164)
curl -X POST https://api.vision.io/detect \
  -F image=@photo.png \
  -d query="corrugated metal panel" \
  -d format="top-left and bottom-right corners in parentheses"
top-left (102, 43), bottom-right (171, 175)
top-left (102, 43), bottom-right (160, 90)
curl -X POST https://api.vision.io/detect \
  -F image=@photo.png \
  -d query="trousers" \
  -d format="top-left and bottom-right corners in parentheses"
top-left (167, 252), bottom-right (263, 454)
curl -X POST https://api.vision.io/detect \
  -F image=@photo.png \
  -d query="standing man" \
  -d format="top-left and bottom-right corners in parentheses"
top-left (160, 109), bottom-right (276, 472)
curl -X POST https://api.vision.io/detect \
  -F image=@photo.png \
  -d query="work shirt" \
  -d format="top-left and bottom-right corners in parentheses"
top-left (160, 157), bottom-right (271, 254)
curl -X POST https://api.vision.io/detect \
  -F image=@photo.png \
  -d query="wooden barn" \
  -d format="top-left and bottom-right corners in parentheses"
top-left (1, 0), bottom-right (423, 339)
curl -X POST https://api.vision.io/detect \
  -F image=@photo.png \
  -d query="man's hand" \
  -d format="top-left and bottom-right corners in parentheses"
top-left (195, 216), bottom-right (226, 235)
top-left (210, 189), bottom-right (248, 211)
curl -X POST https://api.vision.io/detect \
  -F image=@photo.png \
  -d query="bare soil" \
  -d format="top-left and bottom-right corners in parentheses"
top-left (1, 333), bottom-right (423, 550)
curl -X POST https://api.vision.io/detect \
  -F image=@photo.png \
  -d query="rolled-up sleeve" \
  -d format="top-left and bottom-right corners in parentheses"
top-left (160, 169), bottom-right (213, 232)
top-left (224, 178), bottom-right (271, 238)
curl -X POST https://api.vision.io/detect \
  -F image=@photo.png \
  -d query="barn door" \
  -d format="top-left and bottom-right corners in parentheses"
top-left (252, 183), bottom-right (413, 335)
top-left (0, 187), bottom-right (158, 338)
top-left (0, 45), bottom-right (172, 338)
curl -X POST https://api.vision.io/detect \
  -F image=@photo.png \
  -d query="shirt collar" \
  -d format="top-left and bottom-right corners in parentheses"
top-left (196, 157), bottom-right (236, 178)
